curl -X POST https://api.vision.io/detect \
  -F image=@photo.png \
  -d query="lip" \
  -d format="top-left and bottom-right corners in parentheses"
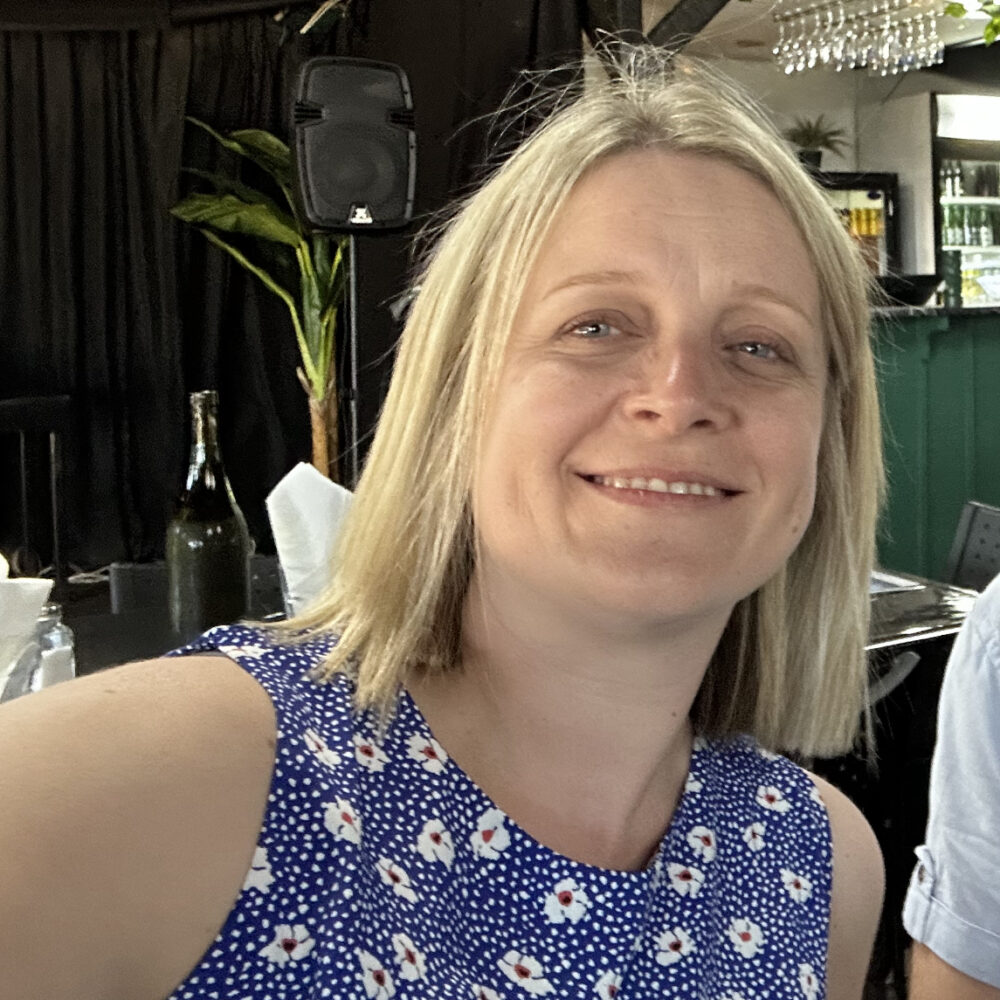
top-left (576, 469), bottom-right (743, 496)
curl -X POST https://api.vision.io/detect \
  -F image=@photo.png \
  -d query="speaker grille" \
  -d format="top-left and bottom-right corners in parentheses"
top-left (292, 58), bottom-right (416, 231)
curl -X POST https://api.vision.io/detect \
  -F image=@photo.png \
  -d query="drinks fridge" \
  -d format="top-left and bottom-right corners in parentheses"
top-left (814, 172), bottom-right (900, 277)
top-left (934, 94), bottom-right (1000, 308)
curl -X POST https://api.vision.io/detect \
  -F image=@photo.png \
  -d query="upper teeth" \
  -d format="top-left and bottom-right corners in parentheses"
top-left (593, 475), bottom-right (723, 496)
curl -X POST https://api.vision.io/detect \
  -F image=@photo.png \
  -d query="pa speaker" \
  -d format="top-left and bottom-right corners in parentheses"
top-left (292, 57), bottom-right (416, 232)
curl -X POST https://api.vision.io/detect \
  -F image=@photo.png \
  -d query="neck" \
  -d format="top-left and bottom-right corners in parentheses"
top-left (408, 567), bottom-right (730, 869)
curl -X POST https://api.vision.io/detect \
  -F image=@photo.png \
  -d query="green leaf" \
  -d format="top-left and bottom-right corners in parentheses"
top-left (296, 244), bottom-right (327, 394)
top-left (985, 18), bottom-right (998, 42)
top-left (229, 128), bottom-right (293, 186)
top-left (312, 234), bottom-right (332, 289)
top-left (171, 192), bottom-right (301, 247)
top-left (185, 117), bottom-right (292, 188)
top-left (181, 166), bottom-right (289, 219)
top-left (321, 240), bottom-right (347, 318)
top-left (943, 2), bottom-right (966, 17)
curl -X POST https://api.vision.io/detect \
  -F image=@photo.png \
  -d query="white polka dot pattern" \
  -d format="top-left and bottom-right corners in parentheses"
top-left (166, 624), bottom-right (833, 1000)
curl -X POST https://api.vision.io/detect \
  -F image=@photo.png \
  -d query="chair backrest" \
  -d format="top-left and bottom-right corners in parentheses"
top-left (945, 500), bottom-right (1000, 591)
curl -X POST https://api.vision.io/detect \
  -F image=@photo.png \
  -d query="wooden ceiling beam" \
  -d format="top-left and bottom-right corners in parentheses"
top-left (647, 0), bottom-right (730, 48)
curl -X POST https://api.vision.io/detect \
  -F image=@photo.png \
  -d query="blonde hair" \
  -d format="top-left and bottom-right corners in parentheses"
top-left (293, 46), bottom-right (884, 757)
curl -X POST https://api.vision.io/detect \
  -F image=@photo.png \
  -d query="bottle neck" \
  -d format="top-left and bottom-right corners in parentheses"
top-left (180, 391), bottom-right (238, 519)
top-left (185, 391), bottom-right (223, 487)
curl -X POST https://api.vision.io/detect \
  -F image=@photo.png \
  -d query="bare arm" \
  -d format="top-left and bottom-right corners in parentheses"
top-left (909, 943), bottom-right (1000, 1000)
top-left (0, 654), bottom-right (276, 1000)
top-left (809, 772), bottom-right (885, 1000)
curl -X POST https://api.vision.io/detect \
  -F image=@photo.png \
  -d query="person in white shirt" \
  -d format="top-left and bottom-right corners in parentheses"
top-left (904, 571), bottom-right (1000, 999)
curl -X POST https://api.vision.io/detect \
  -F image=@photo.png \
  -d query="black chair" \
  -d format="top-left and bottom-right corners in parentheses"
top-left (945, 500), bottom-right (1000, 591)
top-left (0, 395), bottom-right (74, 585)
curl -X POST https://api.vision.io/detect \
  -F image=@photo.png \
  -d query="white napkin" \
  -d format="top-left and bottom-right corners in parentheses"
top-left (0, 552), bottom-right (53, 699)
top-left (266, 463), bottom-right (353, 616)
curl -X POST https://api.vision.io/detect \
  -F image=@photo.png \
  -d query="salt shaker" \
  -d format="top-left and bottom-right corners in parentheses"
top-left (30, 601), bottom-right (77, 692)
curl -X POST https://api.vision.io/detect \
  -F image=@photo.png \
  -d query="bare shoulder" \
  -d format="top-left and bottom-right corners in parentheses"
top-left (806, 770), bottom-right (884, 1000)
top-left (0, 654), bottom-right (277, 1000)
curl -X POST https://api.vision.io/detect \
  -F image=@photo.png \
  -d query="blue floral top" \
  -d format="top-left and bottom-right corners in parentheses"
top-left (167, 624), bottom-right (832, 1000)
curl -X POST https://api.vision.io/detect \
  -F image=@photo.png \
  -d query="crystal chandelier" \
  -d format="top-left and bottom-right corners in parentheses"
top-left (772, 0), bottom-right (946, 75)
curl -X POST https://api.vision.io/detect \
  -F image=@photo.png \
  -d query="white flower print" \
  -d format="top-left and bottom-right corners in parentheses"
top-left (743, 821), bottom-right (766, 851)
top-left (655, 926), bottom-right (696, 966)
top-left (594, 970), bottom-right (622, 997)
top-left (757, 746), bottom-right (780, 761)
top-left (406, 733), bottom-right (449, 773)
top-left (304, 727), bottom-right (342, 769)
top-left (471, 987), bottom-right (503, 1000)
top-left (376, 857), bottom-right (418, 903)
top-left (416, 818), bottom-right (455, 867)
top-left (809, 783), bottom-right (825, 806)
top-left (543, 877), bottom-right (589, 924)
top-left (242, 845), bottom-right (274, 893)
top-left (687, 825), bottom-right (717, 862)
top-left (392, 932), bottom-right (427, 981)
top-left (756, 785), bottom-right (791, 813)
top-left (781, 868), bottom-right (813, 902)
top-left (217, 642), bottom-right (267, 659)
top-left (799, 962), bottom-right (820, 999)
top-left (498, 951), bottom-right (555, 995)
top-left (259, 923), bottom-right (315, 965)
top-left (685, 773), bottom-right (703, 794)
top-left (471, 807), bottom-right (511, 860)
top-left (358, 949), bottom-right (396, 999)
top-left (727, 917), bottom-right (764, 958)
top-left (324, 798), bottom-right (362, 844)
top-left (667, 862), bottom-right (705, 897)
top-left (354, 733), bottom-right (389, 772)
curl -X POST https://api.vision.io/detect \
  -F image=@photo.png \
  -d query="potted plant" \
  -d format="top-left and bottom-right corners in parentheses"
top-left (171, 118), bottom-right (347, 481)
top-left (782, 114), bottom-right (849, 169)
top-left (944, 0), bottom-right (1000, 45)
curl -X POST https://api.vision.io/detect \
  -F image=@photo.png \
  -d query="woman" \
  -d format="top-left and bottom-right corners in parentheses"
top-left (0, 50), bottom-right (884, 1000)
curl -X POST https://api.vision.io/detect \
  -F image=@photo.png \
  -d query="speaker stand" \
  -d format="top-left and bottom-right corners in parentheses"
top-left (345, 234), bottom-right (361, 489)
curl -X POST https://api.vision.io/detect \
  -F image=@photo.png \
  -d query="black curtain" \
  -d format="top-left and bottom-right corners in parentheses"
top-left (0, 1), bottom-right (583, 572)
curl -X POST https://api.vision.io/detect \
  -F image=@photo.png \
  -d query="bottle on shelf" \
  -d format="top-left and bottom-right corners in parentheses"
top-left (943, 203), bottom-right (962, 247)
top-left (952, 161), bottom-right (965, 197)
top-left (962, 203), bottom-right (976, 248)
top-left (941, 249), bottom-right (962, 307)
top-left (941, 160), bottom-right (955, 198)
top-left (979, 206), bottom-right (995, 248)
top-left (166, 389), bottom-right (252, 640)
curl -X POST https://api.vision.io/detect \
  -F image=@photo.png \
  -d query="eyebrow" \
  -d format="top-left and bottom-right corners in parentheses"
top-left (727, 284), bottom-right (820, 327)
top-left (542, 270), bottom-right (644, 298)
top-left (543, 272), bottom-right (819, 326)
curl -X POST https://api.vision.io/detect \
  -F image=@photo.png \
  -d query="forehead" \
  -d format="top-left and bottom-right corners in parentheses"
top-left (518, 148), bottom-right (822, 323)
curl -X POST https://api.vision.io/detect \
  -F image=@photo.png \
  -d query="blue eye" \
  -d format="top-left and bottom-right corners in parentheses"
top-left (734, 341), bottom-right (781, 360)
top-left (571, 320), bottom-right (617, 339)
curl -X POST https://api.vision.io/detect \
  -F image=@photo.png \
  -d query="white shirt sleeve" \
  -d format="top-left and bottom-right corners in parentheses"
top-left (902, 573), bottom-right (1000, 988)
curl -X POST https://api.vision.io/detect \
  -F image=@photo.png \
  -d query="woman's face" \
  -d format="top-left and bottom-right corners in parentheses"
top-left (471, 149), bottom-right (827, 635)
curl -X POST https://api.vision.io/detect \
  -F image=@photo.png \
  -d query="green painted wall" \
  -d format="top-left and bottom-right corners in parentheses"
top-left (874, 310), bottom-right (1000, 579)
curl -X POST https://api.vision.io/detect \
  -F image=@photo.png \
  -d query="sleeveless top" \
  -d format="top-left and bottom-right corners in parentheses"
top-left (166, 623), bottom-right (833, 1000)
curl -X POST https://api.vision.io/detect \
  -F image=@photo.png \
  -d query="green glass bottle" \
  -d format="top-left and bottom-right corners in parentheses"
top-left (166, 390), bottom-right (252, 640)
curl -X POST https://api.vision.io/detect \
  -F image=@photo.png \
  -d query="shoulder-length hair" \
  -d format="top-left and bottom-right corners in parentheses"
top-left (293, 46), bottom-right (884, 758)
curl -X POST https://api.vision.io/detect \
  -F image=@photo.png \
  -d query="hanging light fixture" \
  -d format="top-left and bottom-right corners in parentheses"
top-left (772, 0), bottom-right (945, 75)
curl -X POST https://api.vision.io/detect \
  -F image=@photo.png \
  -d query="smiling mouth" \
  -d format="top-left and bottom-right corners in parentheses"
top-left (582, 474), bottom-right (739, 497)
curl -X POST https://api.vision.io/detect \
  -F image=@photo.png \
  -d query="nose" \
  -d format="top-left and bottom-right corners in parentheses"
top-left (621, 337), bottom-right (735, 435)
